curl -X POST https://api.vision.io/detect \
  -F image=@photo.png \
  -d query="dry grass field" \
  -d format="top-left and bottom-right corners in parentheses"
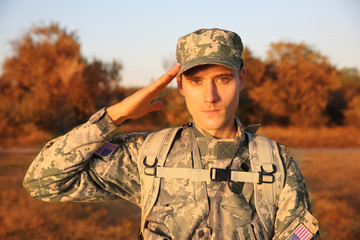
top-left (0, 151), bottom-right (141, 240)
top-left (291, 148), bottom-right (360, 239)
top-left (1, 126), bottom-right (359, 239)
top-left (258, 126), bottom-right (360, 148)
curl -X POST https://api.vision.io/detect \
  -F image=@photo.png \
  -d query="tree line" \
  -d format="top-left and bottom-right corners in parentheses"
top-left (0, 23), bottom-right (359, 138)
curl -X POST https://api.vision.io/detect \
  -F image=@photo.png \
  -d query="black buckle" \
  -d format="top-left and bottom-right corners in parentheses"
top-left (258, 165), bottom-right (276, 184)
top-left (143, 157), bottom-right (157, 176)
top-left (210, 168), bottom-right (232, 181)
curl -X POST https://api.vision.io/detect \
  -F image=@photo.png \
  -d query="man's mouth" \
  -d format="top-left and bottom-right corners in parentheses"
top-left (202, 109), bottom-right (221, 113)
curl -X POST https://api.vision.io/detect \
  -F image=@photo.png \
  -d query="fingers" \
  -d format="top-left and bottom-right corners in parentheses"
top-left (107, 64), bottom-right (180, 124)
top-left (164, 63), bottom-right (181, 80)
top-left (148, 100), bottom-right (165, 113)
top-left (150, 63), bottom-right (181, 92)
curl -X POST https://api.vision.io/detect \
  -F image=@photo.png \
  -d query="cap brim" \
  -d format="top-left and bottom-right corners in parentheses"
top-left (177, 55), bottom-right (241, 77)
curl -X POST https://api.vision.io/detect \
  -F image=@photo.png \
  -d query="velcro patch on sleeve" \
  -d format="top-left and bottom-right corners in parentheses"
top-left (95, 142), bottom-right (118, 158)
top-left (287, 224), bottom-right (313, 240)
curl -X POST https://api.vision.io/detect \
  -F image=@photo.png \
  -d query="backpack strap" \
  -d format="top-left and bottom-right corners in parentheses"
top-left (155, 167), bottom-right (274, 183)
top-left (137, 127), bottom-right (182, 234)
top-left (246, 132), bottom-right (285, 236)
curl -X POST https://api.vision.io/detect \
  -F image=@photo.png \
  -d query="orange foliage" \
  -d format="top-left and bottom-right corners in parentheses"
top-left (248, 42), bottom-right (339, 126)
top-left (243, 48), bottom-right (266, 88)
top-left (344, 96), bottom-right (360, 127)
top-left (0, 23), bottom-right (122, 136)
top-left (159, 88), bottom-right (190, 126)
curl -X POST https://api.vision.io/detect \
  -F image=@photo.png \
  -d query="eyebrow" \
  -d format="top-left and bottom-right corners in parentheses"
top-left (214, 73), bottom-right (234, 78)
top-left (184, 72), bottom-right (234, 81)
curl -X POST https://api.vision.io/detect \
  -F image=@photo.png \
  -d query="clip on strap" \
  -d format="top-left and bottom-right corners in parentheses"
top-left (143, 156), bottom-right (157, 176)
top-left (258, 165), bottom-right (276, 184)
top-left (210, 168), bottom-right (232, 181)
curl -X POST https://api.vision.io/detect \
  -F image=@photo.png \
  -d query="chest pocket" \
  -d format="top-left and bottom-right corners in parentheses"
top-left (157, 153), bottom-right (197, 206)
top-left (158, 178), bottom-right (196, 205)
top-left (236, 220), bottom-right (269, 240)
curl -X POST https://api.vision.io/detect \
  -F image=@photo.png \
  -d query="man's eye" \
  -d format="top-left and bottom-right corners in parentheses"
top-left (191, 80), bottom-right (201, 85)
top-left (217, 77), bottom-right (230, 83)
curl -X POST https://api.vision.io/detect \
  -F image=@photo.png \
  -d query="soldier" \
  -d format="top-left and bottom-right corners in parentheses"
top-left (24, 28), bottom-right (319, 239)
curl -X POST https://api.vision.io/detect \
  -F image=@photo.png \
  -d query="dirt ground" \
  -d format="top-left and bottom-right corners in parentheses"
top-left (291, 148), bottom-right (360, 239)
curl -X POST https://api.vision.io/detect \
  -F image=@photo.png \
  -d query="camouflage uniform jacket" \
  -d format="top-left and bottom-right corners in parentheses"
top-left (23, 108), bottom-right (319, 239)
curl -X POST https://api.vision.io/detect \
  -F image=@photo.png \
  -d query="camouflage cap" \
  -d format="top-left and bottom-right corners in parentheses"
top-left (176, 28), bottom-right (244, 76)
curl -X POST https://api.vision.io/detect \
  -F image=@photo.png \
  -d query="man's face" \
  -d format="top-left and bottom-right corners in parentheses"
top-left (177, 64), bottom-right (246, 138)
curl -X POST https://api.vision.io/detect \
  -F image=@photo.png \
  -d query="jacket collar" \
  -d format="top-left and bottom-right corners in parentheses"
top-left (193, 116), bottom-right (245, 145)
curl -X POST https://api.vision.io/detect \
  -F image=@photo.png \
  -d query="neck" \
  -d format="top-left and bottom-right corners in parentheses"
top-left (208, 127), bottom-right (237, 139)
top-left (194, 122), bottom-right (237, 139)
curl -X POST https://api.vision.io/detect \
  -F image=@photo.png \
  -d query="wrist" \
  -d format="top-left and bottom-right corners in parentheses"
top-left (106, 105), bottom-right (127, 126)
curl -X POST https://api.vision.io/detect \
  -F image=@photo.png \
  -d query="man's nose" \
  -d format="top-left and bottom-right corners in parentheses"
top-left (204, 81), bottom-right (219, 103)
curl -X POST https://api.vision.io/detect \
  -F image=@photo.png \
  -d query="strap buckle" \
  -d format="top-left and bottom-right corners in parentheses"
top-left (258, 165), bottom-right (276, 184)
top-left (210, 168), bottom-right (232, 181)
top-left (143, 157), bottom-right (157, 176)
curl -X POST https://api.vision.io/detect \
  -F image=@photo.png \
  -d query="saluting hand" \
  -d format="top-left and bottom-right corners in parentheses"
top-left (106, 63), bottom-right (181, 125)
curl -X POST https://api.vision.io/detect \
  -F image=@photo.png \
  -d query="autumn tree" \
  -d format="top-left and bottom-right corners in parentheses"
top-left (337, 68), bottom-right (360, 127)
top-left (159, 88), bottom-right (190, 126)
top-left (344, 96), bottom-right (360, 128)
top-left (326, 89), bottom-right (347, 125)
top-left (0, 23), bottom-right (122, 136)
top-left (236, 48), bottom-right (267, 125)
top-left (249, 42), bottom-right (339, 126)
top-left (336, 68), bottom-right (360, 101)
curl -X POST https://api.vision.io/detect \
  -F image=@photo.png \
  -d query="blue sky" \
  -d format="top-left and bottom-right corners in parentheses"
top-left (0, 0), bottom-right (359, 87)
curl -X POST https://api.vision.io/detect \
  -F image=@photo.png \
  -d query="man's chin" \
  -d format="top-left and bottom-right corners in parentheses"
top-left (195, 119), bottom-right (225, 132)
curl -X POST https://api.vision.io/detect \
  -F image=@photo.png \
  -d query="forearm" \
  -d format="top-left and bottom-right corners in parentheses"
top-left (23, 108), bottom-right (117, 201)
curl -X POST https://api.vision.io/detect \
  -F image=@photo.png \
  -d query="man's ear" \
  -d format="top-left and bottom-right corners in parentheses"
top-left (238, 67), bottom-right (246, 91)
top-left (177, 75), bottom-right (184, 95)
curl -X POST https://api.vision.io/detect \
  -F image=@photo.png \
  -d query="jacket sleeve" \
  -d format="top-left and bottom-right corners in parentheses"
top-left (23, 108), bottom-right (147, 206)
top-left (273, 144), bottom-right (320, 240)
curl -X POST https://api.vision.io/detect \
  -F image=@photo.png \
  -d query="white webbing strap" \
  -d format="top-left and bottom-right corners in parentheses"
top-left (231, 170), bottom-right (260, 183)
top-left (155, 167), bottom-right (271, 183)
top-left (156, 167), bottom-right (210, 181)
top-left (247, 132), bottom-right (277, 235)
